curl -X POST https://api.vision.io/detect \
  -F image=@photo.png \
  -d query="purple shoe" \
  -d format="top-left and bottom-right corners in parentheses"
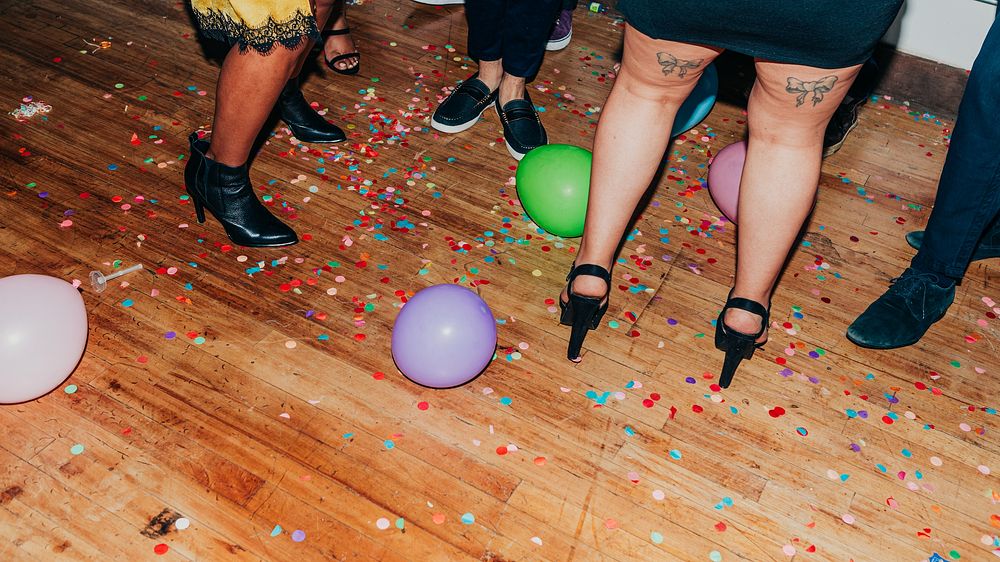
top-left (546, 9), bottom-right (573, 51)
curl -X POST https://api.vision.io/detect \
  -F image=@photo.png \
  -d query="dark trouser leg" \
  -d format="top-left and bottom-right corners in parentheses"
top-left (911, 15), bottom-right (1000, 280)
top-left (498, 0), bottom-right (562, 78)
top-left (465, 0), bottom-right (505, 63)
top-left (562, 0), bottom-right (576, 10)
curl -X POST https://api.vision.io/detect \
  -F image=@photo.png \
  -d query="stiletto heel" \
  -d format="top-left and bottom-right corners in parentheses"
top-left (559, 263), bottom-right (611, 361)
top-left (714, 295), bottom-right (770, 388)
top-left (192, 193), bottom-right (206, 224)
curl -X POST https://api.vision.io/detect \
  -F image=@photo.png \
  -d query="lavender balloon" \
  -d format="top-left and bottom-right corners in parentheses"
top-left (392, 284), bottom-right (496, 388)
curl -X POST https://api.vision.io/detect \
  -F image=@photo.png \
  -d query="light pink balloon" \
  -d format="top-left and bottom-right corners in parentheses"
top-left (0, 275), bottom-right (88, 403)
top-left (707, 140), bottom-right (747, 223)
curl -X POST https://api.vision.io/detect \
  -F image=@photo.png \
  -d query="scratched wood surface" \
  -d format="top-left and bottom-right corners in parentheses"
top-left (1, 0), bottom-right (998, 560)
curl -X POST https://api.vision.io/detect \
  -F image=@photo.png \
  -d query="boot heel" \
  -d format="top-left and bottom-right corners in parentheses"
top-left (189, 189), bottom-right (206, 224)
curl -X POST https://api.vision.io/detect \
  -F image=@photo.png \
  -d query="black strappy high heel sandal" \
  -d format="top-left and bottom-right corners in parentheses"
top-left (714, 295), bottom-right (770, 388)
top-left (560, 264), bottom-right (611, 362)
top-left (322, 28), bottom-right (361, 75)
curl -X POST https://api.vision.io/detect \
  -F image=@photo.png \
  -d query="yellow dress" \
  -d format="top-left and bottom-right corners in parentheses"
top-left (191, 0), bottom-right (319, 53)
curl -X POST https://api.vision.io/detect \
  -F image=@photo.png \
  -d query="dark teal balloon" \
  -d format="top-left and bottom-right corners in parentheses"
top-left (672, 63), bottom-right (718, 136)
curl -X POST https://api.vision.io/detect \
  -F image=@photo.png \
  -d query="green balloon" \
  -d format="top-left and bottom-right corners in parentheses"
top-left (515, 144), bottom-right (592, 237)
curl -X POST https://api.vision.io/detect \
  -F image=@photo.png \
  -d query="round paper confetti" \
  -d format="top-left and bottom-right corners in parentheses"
top-left (291, 529), bottom-right (306, 542)
top-left (70, 444), bottom-right (84, 455)
top-left (376, 518), bottom-right (391, 530)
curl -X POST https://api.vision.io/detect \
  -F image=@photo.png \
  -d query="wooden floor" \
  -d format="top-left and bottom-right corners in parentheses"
top-left (2, 0), bottom-right (998, 560)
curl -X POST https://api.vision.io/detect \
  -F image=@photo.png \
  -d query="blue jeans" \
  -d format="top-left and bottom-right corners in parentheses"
top-left (911, 13), bottom-right (1000, 279)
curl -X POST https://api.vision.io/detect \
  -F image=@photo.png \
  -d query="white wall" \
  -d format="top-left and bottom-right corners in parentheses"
top-left (883, 0), bottom-right (996, 69)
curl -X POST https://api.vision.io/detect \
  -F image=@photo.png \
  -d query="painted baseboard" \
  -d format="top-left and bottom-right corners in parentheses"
top-left (872, 43), bottom-right (970, 117)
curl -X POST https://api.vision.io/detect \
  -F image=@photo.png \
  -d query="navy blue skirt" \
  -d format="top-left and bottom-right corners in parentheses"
top-left (618, 0), bottom-right (904, 68)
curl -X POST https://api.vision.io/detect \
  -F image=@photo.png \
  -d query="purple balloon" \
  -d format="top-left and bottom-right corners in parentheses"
top-left (391, 284), bottom-right (496, 388)
top-left (707, 140), bottom-right (747, 223)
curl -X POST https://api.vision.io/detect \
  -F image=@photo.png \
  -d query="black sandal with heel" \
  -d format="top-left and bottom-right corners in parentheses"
top-left (714, 295), bottom-right (770, 388)
top-left (322, 28), bottom-right (361, 75)
top-left (560, 264), bottom-right (611, 362)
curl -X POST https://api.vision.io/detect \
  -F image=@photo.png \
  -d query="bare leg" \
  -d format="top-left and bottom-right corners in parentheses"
top-left (207, 44), bottom-right (306, 166)
top-left (568, 25), bottom-right (721, 299)
top-left (724, 61), bottom-right (861, 340)
top-left (478, 58), bottom-right (504, 90)
top-left (321, 0), bottom-right (360, 71)
top-left (498, 73), bottom-right (526, 105)
top-left (294, 0), bottom-right (338, 78)
top-left (208, 0), bottom-right (340, 166)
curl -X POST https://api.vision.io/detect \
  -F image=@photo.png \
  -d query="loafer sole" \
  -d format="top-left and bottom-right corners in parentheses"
top-left (505, 140), bottom-right (526, 161)
top-left (431, 110), bottom-right (485, 134)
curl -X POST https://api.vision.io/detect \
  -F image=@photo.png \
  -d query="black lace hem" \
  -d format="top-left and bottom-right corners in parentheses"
top-left (193, 8), bottom-right (320, 54)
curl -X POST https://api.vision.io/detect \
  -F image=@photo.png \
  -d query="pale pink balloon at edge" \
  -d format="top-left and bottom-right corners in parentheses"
top-left (707, 140), bottom-right (747, 224)
top-left (0, 274), bottom-right (88, 404)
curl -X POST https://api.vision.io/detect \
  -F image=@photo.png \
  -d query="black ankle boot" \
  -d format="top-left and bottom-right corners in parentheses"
top-left (278, 79), bottom-right (346, 143)
top-left (184, 132), bottom-right (298, 247)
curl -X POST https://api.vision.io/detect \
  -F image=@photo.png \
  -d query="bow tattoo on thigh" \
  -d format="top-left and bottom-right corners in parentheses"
top-left (657, 53), bottom-right (703, 78)
top-left (785, 75), bottom-right (838, 107)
